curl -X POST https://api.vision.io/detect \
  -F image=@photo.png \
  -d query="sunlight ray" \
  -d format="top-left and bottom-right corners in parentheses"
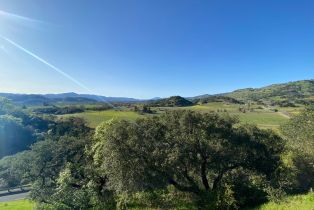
top-left (0, 36), bottom-right (114, 107)
top-left (0, 10), bottom-right (43, 23)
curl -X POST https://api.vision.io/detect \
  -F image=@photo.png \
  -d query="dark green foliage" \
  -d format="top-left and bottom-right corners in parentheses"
top-left (85, 104), bottom-right (112, 111)
top-left (149, 96), bottom-right (194, 107)
top-left (1, 117), bottom-right (115, 209)
top-left (0, 151), bottom-right (32, 188)
top-left (0, 97), bottom-right (52, 158)
top-left (33, 104), bottom-right (112, 115)
top-left (26, 137), bottom-right (94, 208)
top-left (0, 115), bottom-right (35, 158)
top-left (33, 106), bottom-right (84, 115)
top-left (134, 105), bottom-right (154, 114)
top-left (193, 96), bottom-right (244, 104)
top-left (281, 106), bottom-right (314, 193)
top-left (92, 110), bottom-right (285, 209)
top-left (271, 100), bottom-right (297, 107)
top-left (48, 117), bottom-right (91, 138)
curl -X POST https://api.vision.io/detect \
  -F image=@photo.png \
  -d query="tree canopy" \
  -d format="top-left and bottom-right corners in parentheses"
top-left (92, 110), bottom-right (285, 208)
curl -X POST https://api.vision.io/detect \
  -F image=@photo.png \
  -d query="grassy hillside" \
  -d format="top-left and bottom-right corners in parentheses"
top-left (223, 79), bottom-right (314, 105)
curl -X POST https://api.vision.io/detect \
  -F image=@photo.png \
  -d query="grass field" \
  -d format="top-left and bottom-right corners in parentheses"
top-left (250, 192), bottom-right (314, 210)
top-left (2, 192), bottom-right (313, 210)
top-left (0, 200), bottom-right (33, 210)
top-left (62, 102), bottom-right (291, 129)
top-left (236, 112), bottom-right (288, 129)
top-left (155, 103), bottom-right (289, 130)
top-left (61, 110), bottom-right (144, 128)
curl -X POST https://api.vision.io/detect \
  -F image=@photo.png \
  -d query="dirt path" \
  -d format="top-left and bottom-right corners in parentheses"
top-left (278, 111), bottom-right (291, 118)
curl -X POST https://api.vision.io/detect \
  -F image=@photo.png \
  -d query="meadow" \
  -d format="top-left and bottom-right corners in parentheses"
top-left (61, 110), bottom-right (144, 128)
top-left (62, 102), bottom-right (293, 129)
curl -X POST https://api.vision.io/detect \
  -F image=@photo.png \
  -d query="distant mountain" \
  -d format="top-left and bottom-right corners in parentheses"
top-left (0, 92), bottom-right (142, 106)
top-left (0, 93), bottom-right (98, 106)
top-left (1, 79), bottom-right (312, 107)
top-left (45, 92), bottom-right (140, 102)
top-left (149, 96), bottom-right (194, 107)
top-left (221, 79), bottom-right (314, 105)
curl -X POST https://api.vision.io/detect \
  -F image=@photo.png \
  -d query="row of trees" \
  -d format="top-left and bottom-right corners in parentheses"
top-left (0, 103), bottom-right (313, 209)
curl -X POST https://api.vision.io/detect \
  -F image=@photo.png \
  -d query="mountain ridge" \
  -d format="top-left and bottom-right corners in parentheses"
top-left (0, 79), bottom-right (313, 106)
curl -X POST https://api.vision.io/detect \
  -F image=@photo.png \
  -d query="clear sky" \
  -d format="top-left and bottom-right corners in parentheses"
top-left (0, 0), bottom-right (313, 98)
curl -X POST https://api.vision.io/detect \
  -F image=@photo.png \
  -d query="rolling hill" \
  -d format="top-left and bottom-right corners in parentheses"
top-left (220, 79), bottom-right (314, 105)
top-left (1, 79), bottom-right (313, 106)
top-left (148, 96), bottom-right (194, 107)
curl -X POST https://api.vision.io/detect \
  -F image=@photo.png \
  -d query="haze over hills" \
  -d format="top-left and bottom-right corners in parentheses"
top-left (0, 79), bottom-right (313, 106)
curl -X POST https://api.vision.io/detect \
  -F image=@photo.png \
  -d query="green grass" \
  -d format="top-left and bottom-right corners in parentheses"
top-left (2, 193), bottom-right (313, 210)
top-left (161, 103), bottom-right (289, 129)
top-left (0, 200), bottom-right (33, 210)
top-left (62, 110), bottom-right (144, 128)
top-left (236, 112), bottom-right (288, 129)
top-left (62, 102), bottom-right (290, 129)
top-left (250, 192), bottom-right (314, 210)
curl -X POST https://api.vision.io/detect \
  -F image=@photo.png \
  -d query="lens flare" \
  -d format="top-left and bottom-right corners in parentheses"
top-left (0, 10), bottom-right (43, 23)
top-left (1, 36), bottom-right (114, 107)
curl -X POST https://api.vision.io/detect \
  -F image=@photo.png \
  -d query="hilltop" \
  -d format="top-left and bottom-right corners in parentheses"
top-left (220, 79), bottom-right (314, 106)
top-left (149, 96), bottom-right (194, 107)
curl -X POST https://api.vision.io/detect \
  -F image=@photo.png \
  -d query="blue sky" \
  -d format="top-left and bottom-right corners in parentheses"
top-left (0, 0), bottom-right (313, 98)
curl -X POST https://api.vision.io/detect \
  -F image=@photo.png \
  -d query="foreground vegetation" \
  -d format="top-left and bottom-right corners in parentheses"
top-left (0, 200), bottom-right (33, 210)
top-left (0, 95), bottom-right (313, 209)
top-left (2, 192), bottom-right (314, 210)
top-left (251, 192), bottom-right (314, 210)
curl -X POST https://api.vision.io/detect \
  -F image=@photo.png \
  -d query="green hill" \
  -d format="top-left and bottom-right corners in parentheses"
top-left (149, 96), bottom-right (194, 107)
top-left (222, 79), bottom-right (314, 106)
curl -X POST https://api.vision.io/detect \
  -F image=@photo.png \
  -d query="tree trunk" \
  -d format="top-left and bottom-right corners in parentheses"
top-left (212, 173), bottom-right (223, 191)
top-left (201, 160), bottom-right (210, 190)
